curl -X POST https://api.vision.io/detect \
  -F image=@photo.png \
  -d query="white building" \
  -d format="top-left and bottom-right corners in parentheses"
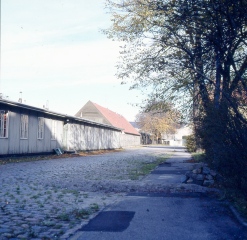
top-left (162, 125), bottom-right (192, 146)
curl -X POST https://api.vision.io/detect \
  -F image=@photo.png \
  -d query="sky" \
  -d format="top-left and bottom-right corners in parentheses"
top-left (0, 0), bottom-right (144, 121)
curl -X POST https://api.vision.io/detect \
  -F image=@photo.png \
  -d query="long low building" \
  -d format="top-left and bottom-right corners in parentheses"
top-left (75, 101), bottom-right (141, 147)
top-left (0, 99), bottom-right (140, 156)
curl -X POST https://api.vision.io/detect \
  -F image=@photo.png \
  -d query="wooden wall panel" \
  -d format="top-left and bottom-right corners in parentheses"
top-left (28, 114), bottom-right (38, 153)
top-left (7, 111), bottom-right (20, 154)
top-left (44, 118), bottom-right (52, 152)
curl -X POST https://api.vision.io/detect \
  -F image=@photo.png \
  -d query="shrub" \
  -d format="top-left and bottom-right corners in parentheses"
top-left (185, 134), bottom-right (197, 153)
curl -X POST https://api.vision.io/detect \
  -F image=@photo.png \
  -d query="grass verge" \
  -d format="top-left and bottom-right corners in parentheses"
top-left (226, 190), bottom-right (247, 218)
top-left (129, 155), bottom-right (169, 180)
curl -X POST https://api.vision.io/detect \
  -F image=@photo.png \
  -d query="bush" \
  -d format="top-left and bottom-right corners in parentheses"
top-left (185, 134), bottom-right (197, 153)
top-left (191, 152), bottom-right (206, 162)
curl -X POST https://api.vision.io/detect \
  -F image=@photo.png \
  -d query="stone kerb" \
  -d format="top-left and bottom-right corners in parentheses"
top-left (183, 162), bottom-right (218, 187)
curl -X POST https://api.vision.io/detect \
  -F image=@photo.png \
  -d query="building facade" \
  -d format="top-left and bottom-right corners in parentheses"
top-left (162, 125), bottom-right (192, 146)
top-left (75, 101), bottom-right (141, 148)
top-left (0, 99), bottom-right (136, 156)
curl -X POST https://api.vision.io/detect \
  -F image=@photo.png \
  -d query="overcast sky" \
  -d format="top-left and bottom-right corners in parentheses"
top-left (1, 0), bottom-right (143, 121)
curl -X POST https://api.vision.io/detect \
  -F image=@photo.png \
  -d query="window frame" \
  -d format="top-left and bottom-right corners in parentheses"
top-left (37, 117), bottom-right (44, 140)
top-left (0, 110), bottom-right (9, 138)
top-left (20, 114), bottom-right (28, 139)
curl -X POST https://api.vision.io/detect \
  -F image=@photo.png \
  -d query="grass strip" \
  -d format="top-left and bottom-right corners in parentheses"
top-left (129, 155), bottom-right (170, 180)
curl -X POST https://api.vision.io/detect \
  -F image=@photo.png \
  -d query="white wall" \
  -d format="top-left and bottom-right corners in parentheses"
top-left (64, 123), bottom-right (121, 151)
top-left (0, 110), bottom-right (63, 155)
top-left (120, 133), bottom-right (140, 148)
top-left (0, 106), bottom-right (141, 156)
top-left (162, 125), bottom-right (192, 146)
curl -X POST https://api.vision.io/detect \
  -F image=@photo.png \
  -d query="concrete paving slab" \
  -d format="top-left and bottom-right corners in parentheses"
top-left (81, 211), bottom-right (135, 232)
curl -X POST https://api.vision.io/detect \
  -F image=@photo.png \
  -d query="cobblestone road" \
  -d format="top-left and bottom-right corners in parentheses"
top-left (0, 147), bottom-right (177, 239)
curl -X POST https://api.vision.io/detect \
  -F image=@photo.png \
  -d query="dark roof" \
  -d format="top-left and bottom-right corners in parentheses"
top-left (129, 121), bottom-right (141, 129)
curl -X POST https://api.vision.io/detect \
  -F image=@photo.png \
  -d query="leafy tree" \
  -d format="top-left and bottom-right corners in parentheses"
top-left (136, 101), bottom-right (179, 143)
top-left (104, 0), bottom-right (246, 113)
top-left (104, 0), bottom-right (247, 191)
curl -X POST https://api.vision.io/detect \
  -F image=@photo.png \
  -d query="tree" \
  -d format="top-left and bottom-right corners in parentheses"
top-left (105, 0), bottom-right (246, 111)
top-left (136, 101), bottom-right (179, 143)
top-left (104, 0), bottom-right (247, 191)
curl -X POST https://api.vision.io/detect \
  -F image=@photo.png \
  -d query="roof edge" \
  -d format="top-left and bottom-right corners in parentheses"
top-left (0, 99), bottom-right (122, 131)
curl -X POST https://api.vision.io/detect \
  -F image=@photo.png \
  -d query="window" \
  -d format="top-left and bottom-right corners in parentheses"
top-left (0, 110), bottom-right (8, 138)
top-left (51, 120), bottom-right (57, 140)
top-left (20, 114), bottom-right (28, 139)
top-left (37, 117), bottom-right (44, 139)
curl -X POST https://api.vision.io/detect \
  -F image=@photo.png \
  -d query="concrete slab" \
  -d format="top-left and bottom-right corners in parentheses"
top-left (81, 211), bottom-right (135, 232)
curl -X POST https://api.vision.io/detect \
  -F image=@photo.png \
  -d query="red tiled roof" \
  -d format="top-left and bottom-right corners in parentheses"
top-left (92, 102), bottom-right (140, 136)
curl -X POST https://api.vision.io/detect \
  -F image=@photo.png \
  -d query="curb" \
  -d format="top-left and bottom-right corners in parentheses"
top-left (229, 205), bottom-right (247, 227)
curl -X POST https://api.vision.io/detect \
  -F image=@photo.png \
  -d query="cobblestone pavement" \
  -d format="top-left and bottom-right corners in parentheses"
top-left (0, 147), bottom-right (183, 240)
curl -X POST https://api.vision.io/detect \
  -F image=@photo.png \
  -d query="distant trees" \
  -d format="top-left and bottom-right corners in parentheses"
top-left (104, 0), bottom-right (247, 192)
top-left (136, 101), bottom-right (179, 143)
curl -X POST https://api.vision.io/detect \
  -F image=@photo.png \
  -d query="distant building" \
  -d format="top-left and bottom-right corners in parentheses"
top-left (162, 124), bottom-right (192, 146)
top-left (129, 122), bottom-right (152, 145)
top-left (75, 101), bottom-right (140, 147)
top-left (129, 121), bottom-right (141, 132)
top-left (129, 121), bottom-right (192, 146)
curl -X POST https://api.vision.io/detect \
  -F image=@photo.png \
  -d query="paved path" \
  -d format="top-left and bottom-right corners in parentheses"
top-left (143, 148), bottom-right (192, 184)
top-left (72, 193), bottom-right (246, 240)
top-left (71, 148), bottom-right (247, 240)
